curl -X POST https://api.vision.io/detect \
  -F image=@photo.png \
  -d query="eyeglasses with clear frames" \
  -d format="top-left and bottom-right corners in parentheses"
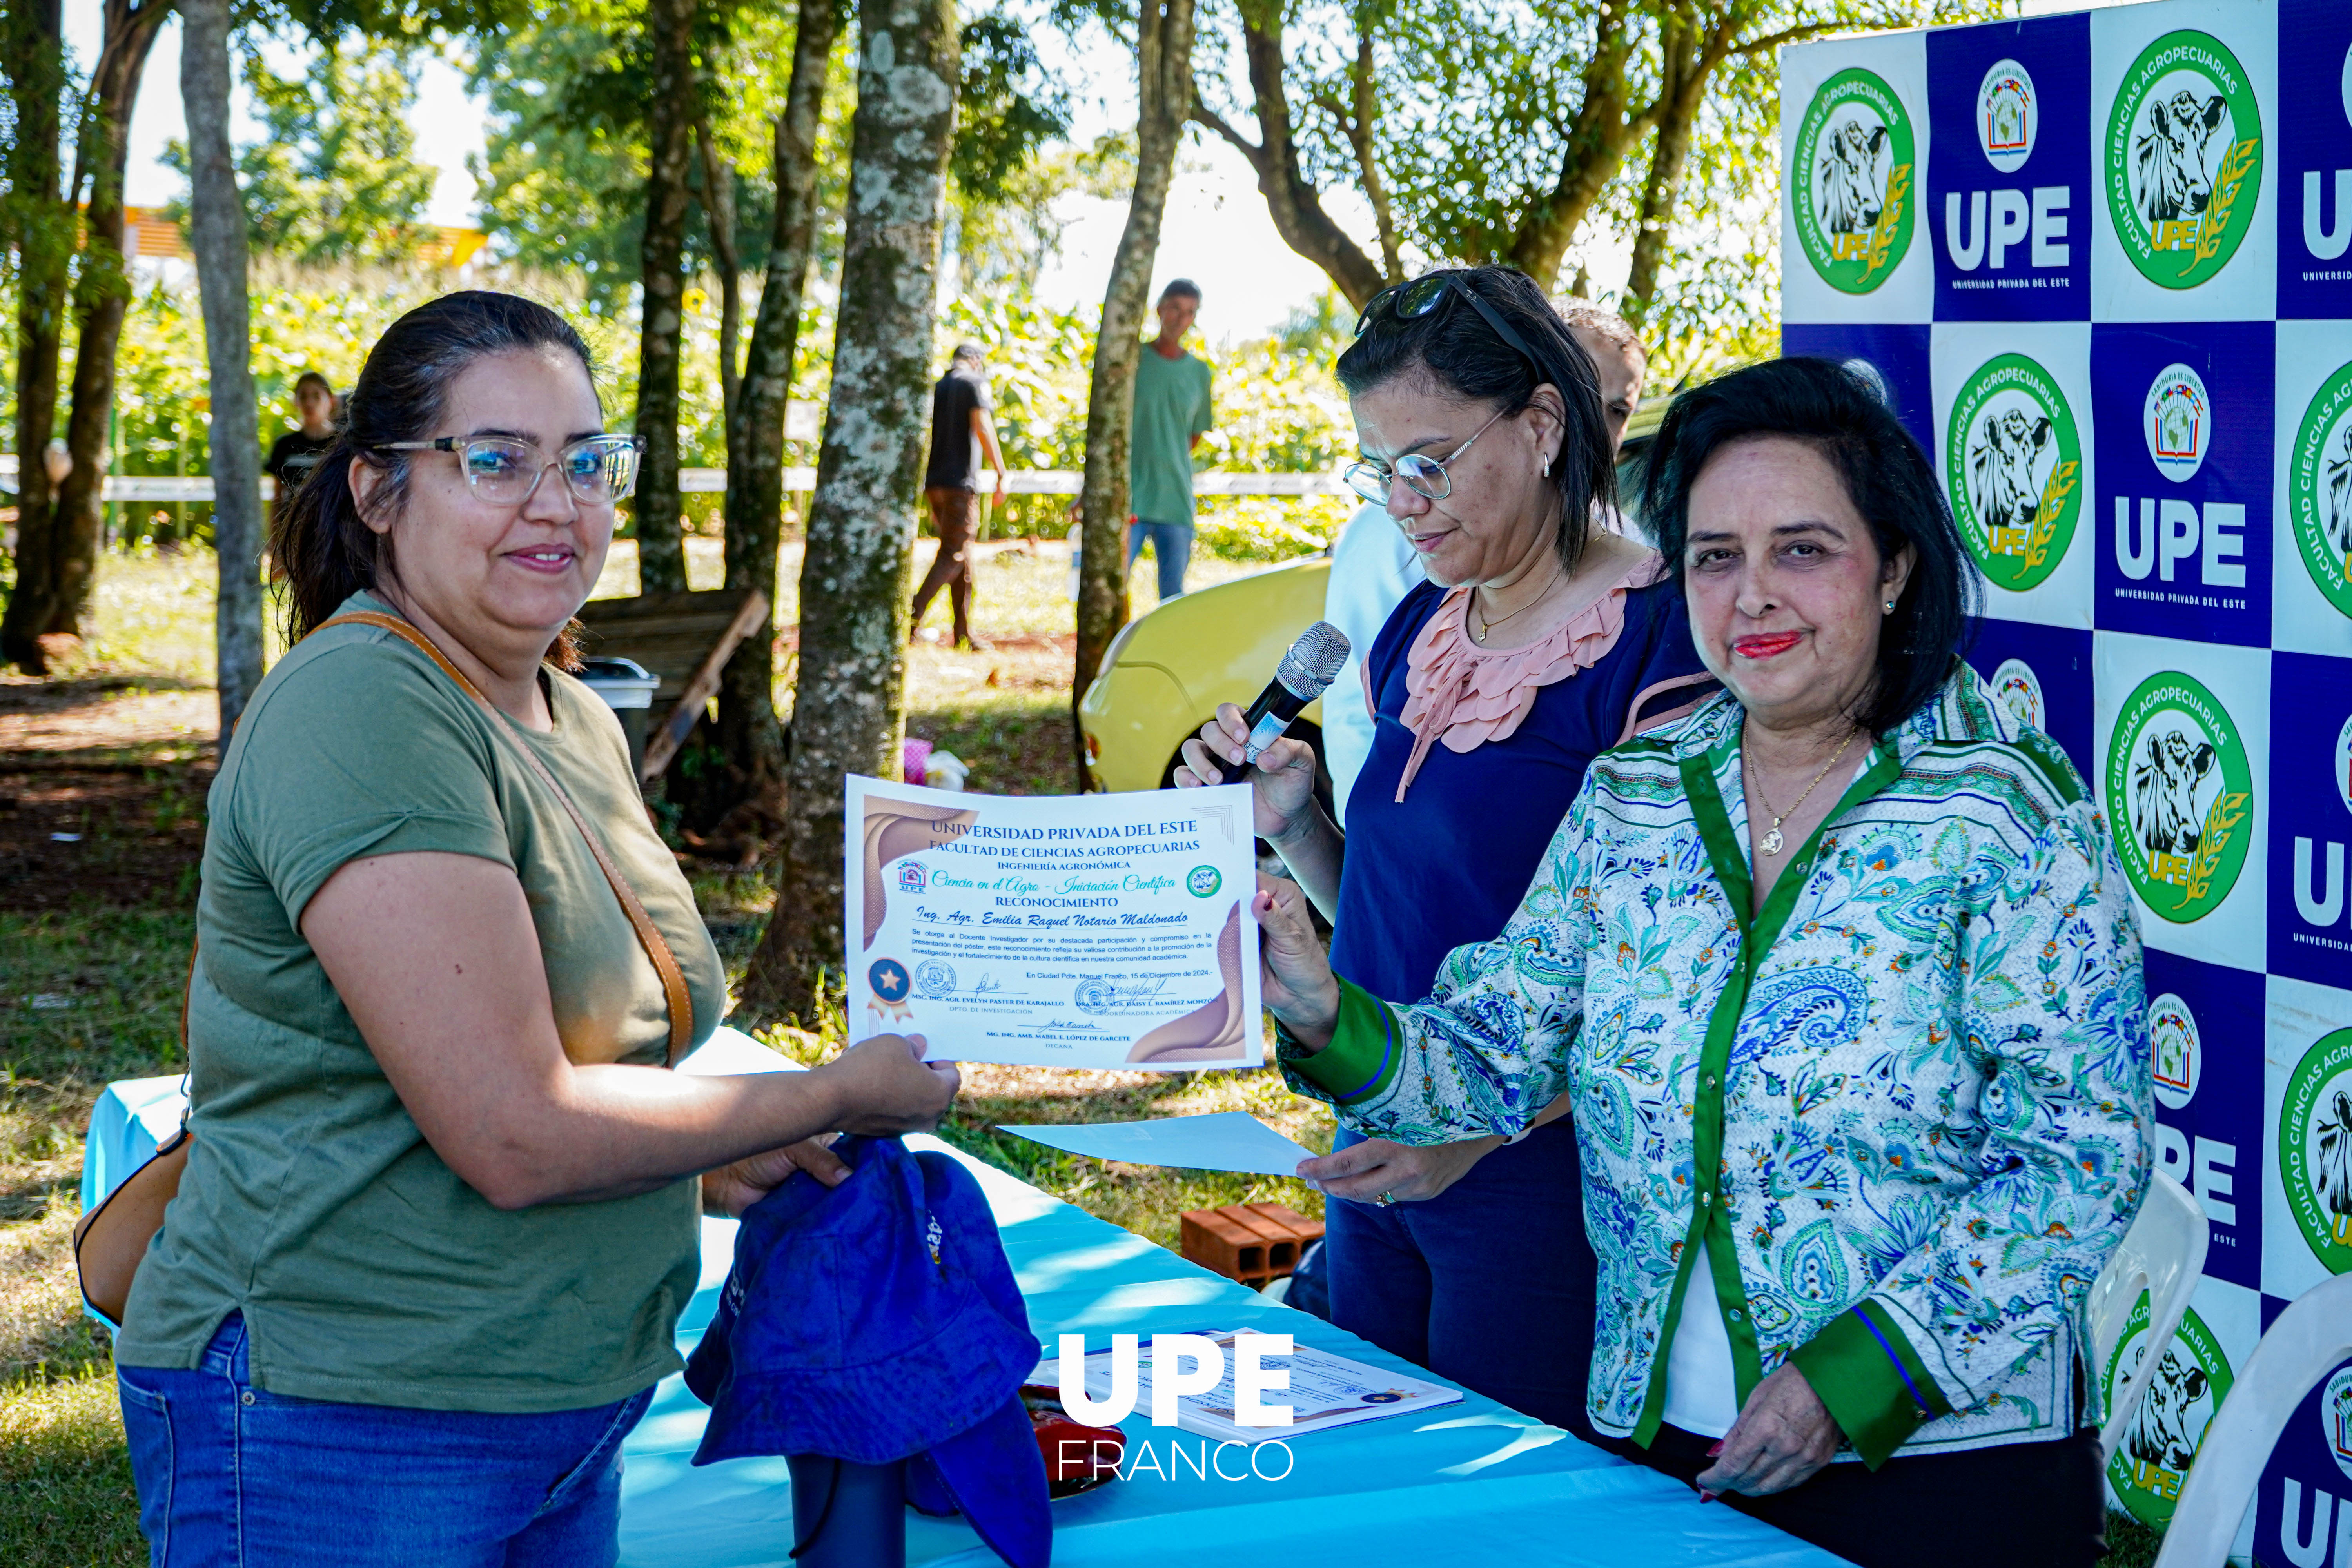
top-left (372, 434), bottom-right (646, 507)
top-left (1341, 406), bottom-right (1511, 506)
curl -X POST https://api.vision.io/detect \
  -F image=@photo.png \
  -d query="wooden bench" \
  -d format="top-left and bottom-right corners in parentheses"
top-left (575, 588), bottom-right (770, 784)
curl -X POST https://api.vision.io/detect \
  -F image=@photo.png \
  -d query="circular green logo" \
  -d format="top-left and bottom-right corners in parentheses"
top-left (1185, 865), bottom-right (1221, 898)
top-left (2103, 30), bottom-right (2264, 290)
top-left (1945, 353), bottom-right (2084, 592)
top-left (2103, 1296), bottom-right (2234, 1527)
top-left (2290, 361), bottom-right (2352, 621)
top-left (2104, 671), bottom-right (2253, 923)
top-left (1793, 67), bottom-right (1917, 294)
top-left (2279, 1027), bottom-right (2352, 1274)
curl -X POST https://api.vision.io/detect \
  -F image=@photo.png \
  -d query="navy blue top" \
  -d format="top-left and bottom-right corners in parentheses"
top-left (1328, 572), bottom-right (1713, 1002)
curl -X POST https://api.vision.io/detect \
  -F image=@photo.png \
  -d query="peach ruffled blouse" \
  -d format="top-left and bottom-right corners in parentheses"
top-left (1389, 552), bottom-right (1684, 802)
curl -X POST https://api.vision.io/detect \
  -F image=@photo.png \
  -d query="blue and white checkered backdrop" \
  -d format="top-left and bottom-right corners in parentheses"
top-left (1780, 2), bottom-right (2352, 1556)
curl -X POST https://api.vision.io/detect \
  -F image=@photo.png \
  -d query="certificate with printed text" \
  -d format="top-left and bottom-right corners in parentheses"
top-left (842, 776), bottom-right (1262, 1070)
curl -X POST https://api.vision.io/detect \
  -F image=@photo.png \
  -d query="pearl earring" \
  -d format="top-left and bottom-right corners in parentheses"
top-left (1883, 599), bottom-right (1896, 613)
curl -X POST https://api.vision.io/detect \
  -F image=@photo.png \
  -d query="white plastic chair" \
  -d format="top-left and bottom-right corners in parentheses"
top-left (2152, 1272), bottom-right (2352, 1568)
top-left (2088, 1170), bottom-right (2209, 1462)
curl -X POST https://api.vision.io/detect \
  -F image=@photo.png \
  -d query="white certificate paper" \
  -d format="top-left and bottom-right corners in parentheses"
top-left (842, 776), bottom-right (1262, 1070)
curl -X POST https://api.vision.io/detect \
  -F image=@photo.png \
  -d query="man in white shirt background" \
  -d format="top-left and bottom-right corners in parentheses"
top-left (1319, 301), bottom-right (1651, 820)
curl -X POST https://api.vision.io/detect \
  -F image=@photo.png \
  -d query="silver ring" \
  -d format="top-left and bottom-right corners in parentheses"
top-left (1373, 1192), bottom-right (1395, 1207)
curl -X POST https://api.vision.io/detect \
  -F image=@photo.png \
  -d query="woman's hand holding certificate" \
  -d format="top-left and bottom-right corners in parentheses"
top-left (843, 777), bottom-right (1263, 1069)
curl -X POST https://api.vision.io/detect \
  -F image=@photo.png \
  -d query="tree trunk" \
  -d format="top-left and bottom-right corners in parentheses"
top-left (1071, 0), bottom-right (1196, 780)
top-left (1189, 4), bottom-right (1375, 310)
top-left (695, 116), bottom-right (743, 429)
top-left (631, 0), bottom-right (699, 596)
top-left (1503, 0), bottom-right (1642, 290)
top-left (1621, 12), bottom-right (1705, 323)
top-left (45, 0), bottom-right (173, 646)
top-left (714, 0), bottom-right (842, 803)
top-left (739, 0), bottom-right (957, 1024)
top-left (181, 0), bottom-right (264, 734)
top-left (0, 0), bottom-right (69, 672)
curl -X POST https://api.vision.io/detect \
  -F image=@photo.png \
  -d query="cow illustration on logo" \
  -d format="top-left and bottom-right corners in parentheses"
top-left (2281, 1027), bottom-right (2352, 1272)
top-left (2104, 31), bottom-right (2263, 289)
top-left (2105, 671), bottom-right (2252, 922)
top-left (2142, 364), bottom-right (2212, 484)
top-left (1989, 658), bottom-right (2045, 731)
top-left (1793, 67), bottom-right (1916, 293)
top-left (2148, 993), bottom-right (2200, 1111)
top-left (1977, 59), bottom-right (2036, 172)
top-left (2105, 1299), bottom-right (2234, 1526)
top-left (2326, 1366), bottom-right (2352, 1482)
top-left (2289, 361), bottom-right (2352, 621)
top-left (1945, 354), bottom-right (2082, 590)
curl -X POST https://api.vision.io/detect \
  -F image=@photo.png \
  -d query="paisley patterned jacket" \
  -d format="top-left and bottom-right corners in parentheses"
top-left (1285, 667), bottom-right (2153, 1466)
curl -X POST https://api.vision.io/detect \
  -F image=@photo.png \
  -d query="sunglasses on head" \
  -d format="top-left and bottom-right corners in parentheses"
top-left (1352, 272), bottom-right (1546, 376)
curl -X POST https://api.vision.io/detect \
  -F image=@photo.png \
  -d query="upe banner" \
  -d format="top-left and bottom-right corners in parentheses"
top-left (1784, 2), bottom-right (2352, 1557)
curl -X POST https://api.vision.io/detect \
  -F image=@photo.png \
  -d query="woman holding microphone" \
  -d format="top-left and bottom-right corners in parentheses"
top-left (111, 292), bottom-right (956, 1566)
top-left (1178, 265), bottom-right (1713, 1437)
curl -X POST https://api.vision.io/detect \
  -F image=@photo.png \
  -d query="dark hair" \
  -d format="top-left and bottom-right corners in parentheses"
top-left (1159, 278), bottom-right (1201, 303)
top-left (1639, 356), bottom-right (1978, 735)
top-left (950, 341), bottom-right (985, 366)
top-left (293, 370), bottom-right (334, 400)
top-left (1335, 265), bottom-right (1614, 572)
top-left (272, 291), bottom-right (600, 667)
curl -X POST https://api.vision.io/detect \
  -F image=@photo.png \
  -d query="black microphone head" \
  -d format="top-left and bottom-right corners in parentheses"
top-left (1274, 621), bottom-right (1352, 701)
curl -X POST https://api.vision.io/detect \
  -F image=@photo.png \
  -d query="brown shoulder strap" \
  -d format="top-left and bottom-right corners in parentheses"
top-left (316, 611), bottom-right (695, 1064)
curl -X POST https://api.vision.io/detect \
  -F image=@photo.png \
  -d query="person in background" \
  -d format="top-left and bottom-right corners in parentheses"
top-left (1126, 278), bottom-right (1214, 602)
top-left (265, 371), bottom-right (339, 514)
top-left (912, 342), bottom-right (1008, 651)
top-left (1177, 267), bottom-right (1713, 1441)
top-left (1321, 302), bottom-right (1650, 820)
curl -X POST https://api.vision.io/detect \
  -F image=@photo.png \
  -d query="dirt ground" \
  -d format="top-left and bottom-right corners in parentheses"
top-left (0, 677), bottom-right (216, 913)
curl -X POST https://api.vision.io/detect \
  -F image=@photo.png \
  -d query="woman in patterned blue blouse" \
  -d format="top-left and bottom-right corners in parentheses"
top-left (1254, 357), bottom-right (2152, 1568)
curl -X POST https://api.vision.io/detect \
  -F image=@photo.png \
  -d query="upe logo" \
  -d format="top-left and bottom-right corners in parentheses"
top-left (1795, 67), bottom-right (1916, 293)
top-left (2279, 1026), bottom-right (2352, 1268)
top-left (1979, 58), bottom-right (2036, 170)
top-left (2326, 1365), bottom-right (2352, 1482)
top-left (1946, 354), bottom-right (2082, 590)
top-left (2309, 45), bottom-right (2352, 263)
top-left (2290, 714), bottom-right (2352, 934)
top-left (2105, 30), bottom-right (2263, 289)
top-left (1990, 658), bottom-right (2045, 731)
top-left (2143, 365), bottom-right (2212, 483)
top-left (2148, 992), bottom-right (2201, 1110)
top-left (1186, 865), bottom-right (1222, 898)
top-left (2105, 671), bottom-right (2252, 922)
top-left (2105, 1299), bottom-right (2234, 1526)
top-left (897, 860), bottom-right (927, 893)
top-left (2288, 361), bottom-right (2352, 621)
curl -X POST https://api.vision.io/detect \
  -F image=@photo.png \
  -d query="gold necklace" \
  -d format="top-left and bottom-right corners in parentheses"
top-left (1748, 728), bottom-right (1862, 856)
top-left (1471, 557), bottom-right (1565, 644)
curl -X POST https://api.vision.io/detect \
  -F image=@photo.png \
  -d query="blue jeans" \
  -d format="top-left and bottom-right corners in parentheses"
top-left (1126, 517), bottom-right (1193, 600)
top-left (116, 1315), bottom-right (654, 1568)
top-left (1323, 1117), bottom-right (1598, 1441)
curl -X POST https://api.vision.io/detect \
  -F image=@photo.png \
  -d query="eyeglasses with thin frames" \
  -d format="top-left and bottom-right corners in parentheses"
top-left (1342, 406), bottom-right (1512, 506)
top-left (372, 434), bottom-right (646, 508)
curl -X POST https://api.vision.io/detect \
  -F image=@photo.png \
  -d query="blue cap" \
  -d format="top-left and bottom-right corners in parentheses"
top-left (684, 1136), bottom-right (1049, 1566)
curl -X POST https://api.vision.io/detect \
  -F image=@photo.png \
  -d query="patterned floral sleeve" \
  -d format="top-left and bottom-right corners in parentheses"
top-left (1280, 790), bottom-right (1592, 1141)
top-left (1791, 798), bottom-right (2154, 1454)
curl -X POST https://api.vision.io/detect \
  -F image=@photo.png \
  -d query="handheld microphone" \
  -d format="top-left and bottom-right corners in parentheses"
top-left (1234, 621), bottom-right (1351, 776)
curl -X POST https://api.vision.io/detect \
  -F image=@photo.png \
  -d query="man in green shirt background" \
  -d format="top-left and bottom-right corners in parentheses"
top-left (1126, 278), bottom-right (1214, 601)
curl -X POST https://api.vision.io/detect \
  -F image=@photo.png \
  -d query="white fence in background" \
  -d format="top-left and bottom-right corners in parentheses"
top-left (0, 453), bottom-right (1352, 503)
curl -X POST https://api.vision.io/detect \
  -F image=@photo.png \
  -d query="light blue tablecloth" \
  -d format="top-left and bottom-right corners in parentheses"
top-left (85, 1033), bottom-right (1850, 1568)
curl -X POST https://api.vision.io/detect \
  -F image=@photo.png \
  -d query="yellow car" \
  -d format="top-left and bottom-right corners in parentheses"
top-left (1076, 554), bottom-right (1333, 795)
top-left (1077, 396), bottom-right (1669, 798)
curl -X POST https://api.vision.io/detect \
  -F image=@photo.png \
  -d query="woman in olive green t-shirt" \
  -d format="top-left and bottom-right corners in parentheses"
top-left (113, 292), bottom-right (960, 1568)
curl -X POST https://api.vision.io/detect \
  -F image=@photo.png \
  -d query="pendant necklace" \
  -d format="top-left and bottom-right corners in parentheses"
top-left (1748, 728), bottom-right (1861, 857)
top-left (1471, 557), bottom-right (1566, 645)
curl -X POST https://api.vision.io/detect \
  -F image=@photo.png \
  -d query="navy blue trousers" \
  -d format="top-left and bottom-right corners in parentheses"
top-left (1323, 1117), bottom-right (1597, 1441)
